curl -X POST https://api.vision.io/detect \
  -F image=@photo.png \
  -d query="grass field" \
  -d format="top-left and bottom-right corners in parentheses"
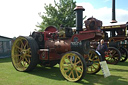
top-left (0, 57), bottom-right (128, 85)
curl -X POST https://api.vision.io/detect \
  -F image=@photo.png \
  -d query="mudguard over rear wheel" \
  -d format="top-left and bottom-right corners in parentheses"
top-left (60, 51), bottom-right (86, 82)
top-left (11, 36), bottom-right (39, 72)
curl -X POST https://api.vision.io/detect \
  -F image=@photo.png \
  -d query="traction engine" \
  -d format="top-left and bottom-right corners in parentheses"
top-left (11, 6), bottom-right (103, 82)
top-left (101, 23), bottom-right (128, 64)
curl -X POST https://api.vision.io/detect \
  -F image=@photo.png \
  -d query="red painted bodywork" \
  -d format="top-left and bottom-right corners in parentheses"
top-left (37, 17), bottom-right (103, 61)
top-left (71, 30), bottom-right (102, 42)
top-left (38, 29), bottom-right (102, 61)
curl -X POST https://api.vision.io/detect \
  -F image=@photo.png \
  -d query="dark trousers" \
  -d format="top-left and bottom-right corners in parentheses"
top-left (98, 51), bottom-right (105, 61)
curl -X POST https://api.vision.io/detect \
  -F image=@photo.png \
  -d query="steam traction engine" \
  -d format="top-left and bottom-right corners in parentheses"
top-left (90, 23), bottom-right (128, 65)
top-left (101, 23), bottom-right (128, 64)
top-left (102, 0), bottom-right (128, 64)
top-left (90, 0), bottom-right (128, 65)
top-left (11, 6), bottom-right (103, 82)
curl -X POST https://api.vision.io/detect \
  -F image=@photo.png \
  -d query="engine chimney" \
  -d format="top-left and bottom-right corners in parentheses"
top-left (74, 6), bottom-right (85, 33)
top-left (111, 0), bottom-right (117, 23)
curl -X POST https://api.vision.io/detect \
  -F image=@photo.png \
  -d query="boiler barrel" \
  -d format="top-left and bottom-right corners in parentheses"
top-left (45, 39), bottom-right (71, 53)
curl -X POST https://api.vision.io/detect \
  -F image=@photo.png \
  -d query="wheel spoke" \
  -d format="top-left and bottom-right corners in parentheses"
top-left (87, 50), bottom-right (101, 74)
top-left (64, 60), bottom-right (68, 64)
top-left (14, 54), bottom-right (21, 57)
top-left (76, 69), bottom-right (82, 74)
top-left (69, 70), bottom-right (72, 77)
top-left (75, 70), bottom-right (79, 78)
top-left (18, 57), bottom-right (24, 64)
top-left (89, 53), bottom-right (93, 58)
top-left (91, 55), bottom-right (96, 60)
top-left (113, 54), bottom-right (118, 56)
top-left (24, 57), bottom-right (29, 64)
top-left (71, 71), bottom-right (74, 78)
top-left (64, 69), bottom-right (70, 73)
top-left (93, 63), bottom-right (99, 65)
top-left (93, 59), bottom-right (99, 61)
top-left (106, 56), bottom-right (112, 60)
top-left (75, 60), bottom-right (81, 65)
top-left (92, 65), bottom-right (97, 70)
top-left (26, 48), bottom-right (31, 52)
top-left (24, 41), bottom-right (28, 49)
top-left (23, 62), bottom-right (27, 67)
top-left (67, 56), bottom-right (71, 63)
top-left (63, 65), bottom-right (70, 69)
top-left (15, 44), bottom-right (22, 50)
top-left (64, 61), bottom-right (71, 67)
top-left (74, 56), bottom-right (77, 63)
top-left (60, 52), bottom-right (85, 81)
top-left (20, 40), bottom-right (24, 47)
top-left (25, 54), bottom-right (31, 57)
top-left (22, 59), bottom-right (28, 67)
top-left (11, 36), bottom-right (38, 72)
top-left (106, 47), bottom-right (121, 64)
top-left (76, 66), bottom-right (83, 69)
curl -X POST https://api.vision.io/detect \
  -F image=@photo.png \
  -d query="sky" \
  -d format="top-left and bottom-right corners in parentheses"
top-left (0, 0), bottom-right (128, 38)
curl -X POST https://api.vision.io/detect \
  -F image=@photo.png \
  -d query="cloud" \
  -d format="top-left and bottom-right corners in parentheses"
top-left (0, 1), bottom-right (128, 38)
top-left (0, 0), bottom-right (55, 38)
top-left (76, 2), bottom-right (128, 26)
top-left (116, 9), bottom-right (128, 23)
top-left (104, 0), bottom-right (110, 2)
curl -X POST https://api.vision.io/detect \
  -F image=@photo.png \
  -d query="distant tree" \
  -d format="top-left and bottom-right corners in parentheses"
top-left (37, 0), bottom-right (76, 31)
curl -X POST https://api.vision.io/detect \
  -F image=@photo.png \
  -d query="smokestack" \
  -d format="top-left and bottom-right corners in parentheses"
top-left (74, 6), bottom-right (85, 33)
top-left (111, 0), bottom-right (117, 23)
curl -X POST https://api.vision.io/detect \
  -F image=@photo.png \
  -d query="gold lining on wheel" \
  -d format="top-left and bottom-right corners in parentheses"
top-left (11, 37), bottom-right (31, 71)
top-left (86, 50), bottom-right (100, 74)
top-left (60, 53), bottom-right (84, 82)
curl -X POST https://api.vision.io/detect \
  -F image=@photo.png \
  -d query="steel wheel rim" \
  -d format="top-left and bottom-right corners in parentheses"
top-left (11, 37), bottom-right (31, 71)
top-left (86, 50), bottom-right (100, 74)
top-left (105, 49), bottom-right (119, 64)
top-left (120, 47), bottom-right (127, 62)
top-left (60, 53), bottom-right (84, 82)
top-left (120, 53), bottom-right (126, 61)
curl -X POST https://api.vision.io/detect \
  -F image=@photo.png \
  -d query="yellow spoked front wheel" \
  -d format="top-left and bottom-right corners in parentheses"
top-left (86, 49), bottom-right (102, 74)
top-left (11, 36), bottom-right (39, 72)
top-left (60, 51), bottom-right (86, 82)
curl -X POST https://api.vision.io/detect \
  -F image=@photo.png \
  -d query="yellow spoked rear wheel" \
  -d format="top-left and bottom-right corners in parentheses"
top-left (60, 51), bottom-right (86, 82)
top-left (11, 36), bottom-right (39, 72)
top-left (86, 49), bottom-right (101, 74)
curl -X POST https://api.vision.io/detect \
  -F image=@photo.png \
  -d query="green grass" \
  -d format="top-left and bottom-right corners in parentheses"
top-left (0, 58), bottom-right (128, 85)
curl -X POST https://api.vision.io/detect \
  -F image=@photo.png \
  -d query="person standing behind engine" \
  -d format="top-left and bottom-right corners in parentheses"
top-left (96, 39), bottom-right (108, 60)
